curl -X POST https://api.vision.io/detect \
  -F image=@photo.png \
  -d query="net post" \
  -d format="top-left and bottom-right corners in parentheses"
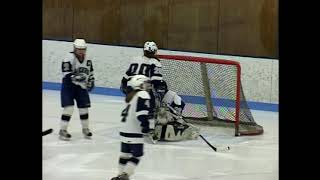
top-left (235, 64), bottom-right (241, 136)
top-left (200, 62), bottom-right (214, 121)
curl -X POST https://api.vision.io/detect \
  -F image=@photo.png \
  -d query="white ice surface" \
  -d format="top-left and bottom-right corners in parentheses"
top-left (43, 90), bottom-right (278, 180)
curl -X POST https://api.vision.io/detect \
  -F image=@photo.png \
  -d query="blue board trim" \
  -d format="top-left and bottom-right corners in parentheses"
top-left (43, 81), bottom-right (278, 112)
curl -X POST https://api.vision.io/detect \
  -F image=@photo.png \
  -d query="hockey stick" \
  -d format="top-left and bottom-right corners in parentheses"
top-left (198, 134), bottom-right (230, 152)
top-left (145, 132), bottom-right (158, 144)
top-left (42, 129), bottom-right (53, 136)
top-left (167, 105), bottom-right (230, 152)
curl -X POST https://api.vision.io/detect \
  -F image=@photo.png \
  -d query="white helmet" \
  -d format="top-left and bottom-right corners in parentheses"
top-left (73, 39), bottom-right (87, 49)
top-left (143, 41), bottom-right (158, 54)
top-left (127, 75), bottom-right (150, 91)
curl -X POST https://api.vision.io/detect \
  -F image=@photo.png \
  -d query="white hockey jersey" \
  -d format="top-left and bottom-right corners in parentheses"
top-left (62, 52), bottom-right (94, 83)
top-left (120, 90), bottom-right (151, 144)
top-left (123, 55), bottom-right (162, 82)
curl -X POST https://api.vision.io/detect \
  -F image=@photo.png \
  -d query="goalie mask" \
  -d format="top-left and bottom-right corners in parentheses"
top-left (127, 75), bottom-right (151, 92)
top-left (154, 80), bottom-right (168, 99)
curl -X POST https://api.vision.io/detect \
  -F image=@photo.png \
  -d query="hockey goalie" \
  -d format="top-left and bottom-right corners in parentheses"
top-left (152, 80), bottom-right (200, 142)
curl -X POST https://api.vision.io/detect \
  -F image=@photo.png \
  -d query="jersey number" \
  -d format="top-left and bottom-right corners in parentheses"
top-left (121, 105), bottom-right (131, 122)
top-left (128, 63), bottom-right (150, 77)
top-left (62, 62), bottom-right (72, 72)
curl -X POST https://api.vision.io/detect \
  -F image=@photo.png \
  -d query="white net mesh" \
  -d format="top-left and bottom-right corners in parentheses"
top-left (158, 55), bottom-right (263, 136)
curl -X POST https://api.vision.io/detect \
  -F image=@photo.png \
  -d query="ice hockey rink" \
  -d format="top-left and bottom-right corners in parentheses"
top-left (42, 89), bottom-right (278, 180)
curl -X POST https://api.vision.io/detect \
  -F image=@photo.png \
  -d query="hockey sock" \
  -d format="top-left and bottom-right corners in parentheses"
top-left (60, 106), bottom-right (74, 130)
top-left (118, 153), bottom-right (131, 175)
top-left (79, 108), bottom-right (89, 129)
top-left (123, 156), bottom-right (141, 176)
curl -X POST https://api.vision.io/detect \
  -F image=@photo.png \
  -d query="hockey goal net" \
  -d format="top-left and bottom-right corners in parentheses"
top-left (157, 54), bottom-right (263, 136)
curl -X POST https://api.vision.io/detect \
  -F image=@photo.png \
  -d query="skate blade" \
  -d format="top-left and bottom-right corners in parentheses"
top-left (59, 136), bottom-right (71, 141)
top-left (83, 135), bottom-right (92, 139)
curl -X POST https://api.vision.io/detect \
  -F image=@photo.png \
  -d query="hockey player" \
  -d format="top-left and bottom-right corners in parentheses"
top-left (153, 80), bottom-right (185, 118)
top-left (111, 75), bottom-right (153, 180)
top-left (120, 41), bottom-right (163, 129)
top-left (59, 38), bottom-right (95, 141)
top-left (120, 41), bottom-right (162, 95)
top-left (153, 80), bottom-right (200, 141)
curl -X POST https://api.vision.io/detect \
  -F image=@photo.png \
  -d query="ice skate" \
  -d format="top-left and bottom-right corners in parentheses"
top-left (110, 173), bottom-right (129, 180)
top-left (82, 128), bottom-right (92, 139)
top-left (59, 129), bottom-right (71, 141)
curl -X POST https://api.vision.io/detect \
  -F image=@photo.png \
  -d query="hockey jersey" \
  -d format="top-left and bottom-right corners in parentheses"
top-left (122, 55), bottom-right (162, 88)
top-left (62, 52), bottom-right (94, 85)
top-left (120, 90), bottom-right (151, 144)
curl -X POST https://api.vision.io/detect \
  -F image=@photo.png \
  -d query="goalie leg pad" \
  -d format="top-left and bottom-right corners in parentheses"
top-left (183, 123), bottom-right (200, 140)
top-left (154, 124), bottom-right (184, 141)
top-left (154, 124), bottom-right (164, 140)
top-left (155, 123), bottom-right (200, 141)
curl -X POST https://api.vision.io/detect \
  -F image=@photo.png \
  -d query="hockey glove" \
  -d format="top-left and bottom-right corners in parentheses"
top-left (120, 84), bottom-right (128, 95)
top-left (71, 73), bottom-right (86, 82)
top-left (71, 73), bottom-right (87, 89)
top-left (120, 78), bottom-right (129, 95)
top-left (87, 81), bottom-right (95, 92)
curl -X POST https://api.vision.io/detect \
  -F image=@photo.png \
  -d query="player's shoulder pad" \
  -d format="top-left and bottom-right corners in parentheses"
top-left (151, 58), bottom-right (162, 67)
top-left (137, 91), bottom-right (151, 100)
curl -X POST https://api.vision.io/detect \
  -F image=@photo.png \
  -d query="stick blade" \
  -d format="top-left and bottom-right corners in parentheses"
top-left (42, 129), bottom-right (53, 136)
top-left (215, 146), bottom-right (230, 152)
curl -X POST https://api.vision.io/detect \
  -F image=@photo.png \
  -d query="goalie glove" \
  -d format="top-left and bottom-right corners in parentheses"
top-left (156, 106), bottom-right (170, 125)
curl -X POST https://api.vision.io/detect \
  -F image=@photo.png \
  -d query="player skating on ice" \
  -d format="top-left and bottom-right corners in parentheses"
top-left (59, 38), bottom-right (95, 140)
top-left (111, 75), bottom-right (153, 180)
top-left (120, 41), bottom-right (163, 130)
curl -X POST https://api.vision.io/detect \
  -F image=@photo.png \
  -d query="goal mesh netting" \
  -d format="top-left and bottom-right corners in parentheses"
top-left (158, 55), bottom-right (263, 136)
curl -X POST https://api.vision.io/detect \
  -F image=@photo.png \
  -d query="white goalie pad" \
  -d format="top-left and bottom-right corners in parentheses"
top-left (154, 121), bottom-right (200, 141)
